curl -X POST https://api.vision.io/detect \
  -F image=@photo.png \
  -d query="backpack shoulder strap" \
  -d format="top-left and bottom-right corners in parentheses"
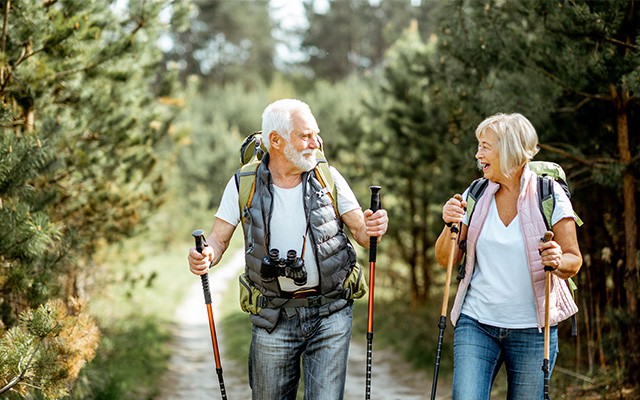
top-left (313, 149), bottom-right (339, 219)
top-left (537, 175), bottom-right (555, 232)
top-left (236, 160), bottom-right (261, 225)
top-left (466, 178), bottom-right (489, 227)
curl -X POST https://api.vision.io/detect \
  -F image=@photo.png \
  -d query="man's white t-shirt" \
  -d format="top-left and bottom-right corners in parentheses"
top-left (460, 180), bottom-right (576, 328)
top-left (215, 167), bottom-right (360, 292)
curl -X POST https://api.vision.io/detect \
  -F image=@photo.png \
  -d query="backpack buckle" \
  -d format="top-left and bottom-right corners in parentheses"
top-left (306, 295), bottom-right (323, 308)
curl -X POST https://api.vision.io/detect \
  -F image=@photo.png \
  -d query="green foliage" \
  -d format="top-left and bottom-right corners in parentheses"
top-left (349, 0), bottom-right (640, 389)
top-left (0, 0), bottom-right (190, 398)
top-left (299, 0), bottom-right (436, 81)
top-left (164, 0), bottom-right (275, 85)
top-left (173, 78), bottom-right (308, 211)
top-left (69, 318), bottom-right (171, 400)
top-left (0, 300), bottom-right (100, 400)
top-left (334, 23), bottom-right (474, 305)
top-left (432, 0), bottom-right (640, 386)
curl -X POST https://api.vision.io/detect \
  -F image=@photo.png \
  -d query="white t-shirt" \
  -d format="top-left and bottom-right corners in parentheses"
top-left (461, 180), bottom-right (575, 328)
top-left (215, 166), bottom-right (361, 292)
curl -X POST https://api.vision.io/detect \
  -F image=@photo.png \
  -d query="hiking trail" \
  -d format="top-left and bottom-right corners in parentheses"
top-left (156, 250), bottom-right (449, 400)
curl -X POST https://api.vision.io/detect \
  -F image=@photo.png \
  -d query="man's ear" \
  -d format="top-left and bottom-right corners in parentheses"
top-left (269, 130), bottom-right (283, 150)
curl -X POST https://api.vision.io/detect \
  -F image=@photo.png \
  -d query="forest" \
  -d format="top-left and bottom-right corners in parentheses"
top-left (0, 0), bottom-right (638, 399)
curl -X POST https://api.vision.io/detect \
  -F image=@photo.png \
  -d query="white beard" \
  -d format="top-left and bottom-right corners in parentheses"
top-left (284, 140), bottom-right (317, 171)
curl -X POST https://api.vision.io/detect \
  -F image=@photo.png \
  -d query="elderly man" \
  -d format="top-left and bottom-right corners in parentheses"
top-left (188, 99), bottom-right (388, 400)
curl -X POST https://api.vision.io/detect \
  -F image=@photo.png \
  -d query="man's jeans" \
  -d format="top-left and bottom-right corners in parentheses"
top-left (452, 314), bottom-right (558, 400)
top-left (249, 303), bottom-right (353, 400)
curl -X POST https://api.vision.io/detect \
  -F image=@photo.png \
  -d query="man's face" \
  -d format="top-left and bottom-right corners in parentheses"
top-left (284, 110), bottom-right (320, 172)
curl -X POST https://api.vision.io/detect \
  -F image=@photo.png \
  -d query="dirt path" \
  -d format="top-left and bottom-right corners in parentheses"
top-left (157, 251), bottom-right (449, 400)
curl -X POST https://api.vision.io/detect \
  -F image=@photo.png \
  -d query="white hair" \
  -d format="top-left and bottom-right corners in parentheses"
top-left (475, 112), bottom-right (540, 177)
top-left (261, 99), bottom-right (312, 151)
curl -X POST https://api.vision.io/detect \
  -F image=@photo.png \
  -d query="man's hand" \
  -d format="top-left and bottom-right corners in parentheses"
top-left (364, 208), bottom-right (388, 238)
top-left (188, 246), bottom-right (214, 276)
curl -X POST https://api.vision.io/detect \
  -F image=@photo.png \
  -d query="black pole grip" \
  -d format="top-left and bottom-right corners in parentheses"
top-left (192, 229), bottom-right (212, 305)
top-left (192, 229), bottom-right (206, 253)
top-left (369, 186), bottom-right (381, 262)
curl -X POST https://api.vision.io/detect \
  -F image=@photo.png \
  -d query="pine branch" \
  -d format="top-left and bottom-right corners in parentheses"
top-left (14, 44), bottom-right (46, 67)
top-left (484, 3), bottom-right (615, 103)
top-left (603, 36), bottom-right (638, 51)
top-left (53, 5), bottom-right (150, 81)
top-left (538, 143), bottom-right (618, 168)
top-left (0, 323), bottom-right (56, 395)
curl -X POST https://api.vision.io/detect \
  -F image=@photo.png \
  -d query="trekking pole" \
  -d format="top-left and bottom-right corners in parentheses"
top-left (192, 229), bottom-right (228, 400)
top-left (430, 194), bottom-right (463, 400)
top-left (542, 231), bottom-right (554, 400)
top-left (365, 185), bottom-right (381, 400)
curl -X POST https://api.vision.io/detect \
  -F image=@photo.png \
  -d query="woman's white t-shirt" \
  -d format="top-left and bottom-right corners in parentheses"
top-left (215, 167), bottom-right (360, 292)
top-left (460, 180), bottom-right (575, 328)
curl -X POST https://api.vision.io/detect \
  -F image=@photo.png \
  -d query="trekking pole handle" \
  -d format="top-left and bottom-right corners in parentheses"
top-left (193, 229), bottom-right (206, 253)
top-left (542, 231), bottom-right (555, 272)
top-left (449, 194), bottom-right (463, 233)
top-left (369, 186), bottom-right (381, 262)
top-left (192, 229), bottom-right (212, 305)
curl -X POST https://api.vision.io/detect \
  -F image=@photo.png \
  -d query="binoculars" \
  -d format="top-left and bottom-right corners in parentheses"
top-left (261, 249), bottom-right (307, 286)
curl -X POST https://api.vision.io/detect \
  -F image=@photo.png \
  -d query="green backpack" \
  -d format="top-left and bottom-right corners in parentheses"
top-left (465, 161), bottom-right (583, 230)
top-left (463, 160), bottom-right (582, 335)
top-left (235, 131), bottom-right (339, 228)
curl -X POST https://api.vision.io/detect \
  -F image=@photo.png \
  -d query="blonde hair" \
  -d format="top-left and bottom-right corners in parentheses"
top-left (475, 113), bottom-right (539, 177)
top-left (261, 99), bottom-right (312, 151)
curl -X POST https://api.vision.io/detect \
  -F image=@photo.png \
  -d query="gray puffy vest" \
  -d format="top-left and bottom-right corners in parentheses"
top-left (240, 155), bottom-right (357, 331)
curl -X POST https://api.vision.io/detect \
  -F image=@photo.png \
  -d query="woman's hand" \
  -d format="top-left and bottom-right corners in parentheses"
top-left (442, 195), bottom-right (466, 226)
top-left (539, 239), bottom-right (563, 271)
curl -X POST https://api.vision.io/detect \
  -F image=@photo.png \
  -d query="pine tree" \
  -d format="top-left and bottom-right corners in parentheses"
top-left (433, 0), bottom-right (639, 386)
top-left (0, 1), bottom-right (188, 397)
top-left (344, 21), bottom-right (468, 307)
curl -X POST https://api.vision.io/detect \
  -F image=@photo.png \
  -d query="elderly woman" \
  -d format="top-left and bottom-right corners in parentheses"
top-left (435, 113), bottom-right (582, 400)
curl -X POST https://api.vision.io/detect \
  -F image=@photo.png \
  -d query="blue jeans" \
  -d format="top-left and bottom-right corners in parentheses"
top-left (249, 303), bottom-right (353, 400)
top-left (452, 314), bottom-right (558, 400)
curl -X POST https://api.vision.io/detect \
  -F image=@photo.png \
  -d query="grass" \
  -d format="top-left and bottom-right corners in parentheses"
top-left (68, 237), bottom-right (196, 400)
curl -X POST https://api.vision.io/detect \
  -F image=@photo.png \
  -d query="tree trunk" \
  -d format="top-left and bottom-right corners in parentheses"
top-left (612, 84), bottom-right (639, 383)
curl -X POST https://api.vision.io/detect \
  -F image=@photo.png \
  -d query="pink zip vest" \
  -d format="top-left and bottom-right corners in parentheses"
top-left (450, 167), bottom-right (578, 330)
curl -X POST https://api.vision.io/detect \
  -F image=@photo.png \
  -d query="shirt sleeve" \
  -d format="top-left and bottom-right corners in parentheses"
top-left (330, 166), bottom-right (361, 216)
top-left (551, 180), bottom-right (576, 226)
top-left (214, 176), bottom-right (241, 226)
top-left (462, 187), bottom-right (470, 226)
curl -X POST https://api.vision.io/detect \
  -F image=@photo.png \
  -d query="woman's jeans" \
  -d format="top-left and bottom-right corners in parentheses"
top-left (452, 314), bottom-right (558, 400)
top-left (249, 303), bottom-right (353, 400)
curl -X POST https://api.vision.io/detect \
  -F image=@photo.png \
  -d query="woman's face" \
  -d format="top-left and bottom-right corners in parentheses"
top-left (475, 129), bottom-right (501, 182)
